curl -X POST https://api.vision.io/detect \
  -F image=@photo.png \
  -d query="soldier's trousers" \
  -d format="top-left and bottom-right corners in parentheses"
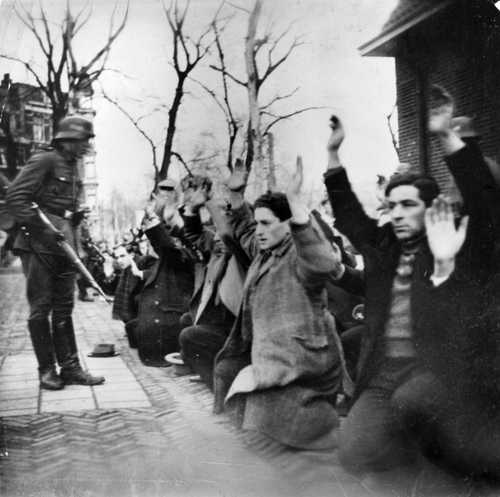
top-left (20, 252), bottom-right (75, 321)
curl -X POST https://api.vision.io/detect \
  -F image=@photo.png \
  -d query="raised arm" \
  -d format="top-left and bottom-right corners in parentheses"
top-left (428, 86), bottom-right (500, 215)
top-left (323, 116), bottom-right (380, 251)
top-left (141, 194), bottom-right (193, 264)
top-left (224, 159), bottom-right (260, 260)
top-left (428, 86), bottom-right (500, 278)
top-left (181, 175), bottom-right (214, 260)
top-left (286, 156), bottom-right (342, 288)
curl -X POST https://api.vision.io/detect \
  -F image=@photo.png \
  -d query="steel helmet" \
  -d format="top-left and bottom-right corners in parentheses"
top-left (54, 115), bottom-right (95, 141)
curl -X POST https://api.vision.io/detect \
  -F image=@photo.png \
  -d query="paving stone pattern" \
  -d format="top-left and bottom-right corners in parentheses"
top-left (1, 270), bottom-right (499, 497)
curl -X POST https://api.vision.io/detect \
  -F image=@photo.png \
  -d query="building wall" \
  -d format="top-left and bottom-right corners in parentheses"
top-left (395, 2), bottom-right (500, 191)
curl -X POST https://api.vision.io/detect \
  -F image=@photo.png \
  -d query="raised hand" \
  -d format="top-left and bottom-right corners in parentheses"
top-left (183, 175), bottom-right (212, 211)
top-left (428, 85), bottom-right (454, 135)
top-left (130, 259), bottom-right (143, 280)
top-left (226, 158), bottom-right (248, 192)
top-left (425, 195), bottom-right (469, 264)
top-left (286, 155), bottom-right (304, 200)
top-left (327, 115), bottom-right (345, 153)
top-left (145, 193), bottom-right (164, 218)
top-left (286, 155), bottom-right (308, 224)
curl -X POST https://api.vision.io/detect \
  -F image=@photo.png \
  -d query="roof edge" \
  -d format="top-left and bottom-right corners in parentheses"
top-left (359, 0), bottom-right (454, 57)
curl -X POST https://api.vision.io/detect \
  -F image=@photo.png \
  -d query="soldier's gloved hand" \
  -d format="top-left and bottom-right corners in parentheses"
top-left (72, 207), bottom-right (91, 226)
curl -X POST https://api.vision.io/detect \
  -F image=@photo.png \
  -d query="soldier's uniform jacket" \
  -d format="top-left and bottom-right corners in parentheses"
top-left (6, 148), bottom-right (83, 256)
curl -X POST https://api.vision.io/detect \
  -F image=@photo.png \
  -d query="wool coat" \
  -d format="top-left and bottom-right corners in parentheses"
top-left (214, 204), bottom-right (343, 449)
top-left (135, 221), bottom-right (198, 361)
top-left (182, 211), bottom-right (245, 323)
top-left (325, 143), bottom-right (499, 397)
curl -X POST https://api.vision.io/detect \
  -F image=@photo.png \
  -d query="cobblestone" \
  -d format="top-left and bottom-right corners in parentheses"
top-left (0, 270), bottom-right (498, 497)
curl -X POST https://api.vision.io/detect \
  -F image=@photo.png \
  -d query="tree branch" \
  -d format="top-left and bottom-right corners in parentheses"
top-left (259, 35), bottom-right (303, 88)
top-left (260, 86), bottom-right (299, 111)
top-left (262, 106), bottom-right (324, 135)
top-left (171, 151), bottom-right (193, 176)
top-left (209, 65), bottom-right (247, 87)
top-left (0, 55), bottom-right (48, 96)
top-left (79, 0), bottom-right (129, 81)
top-left (227, 1), bottom-right (251, 13)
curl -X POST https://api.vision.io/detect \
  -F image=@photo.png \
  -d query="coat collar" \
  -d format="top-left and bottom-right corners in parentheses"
top-left (247, 233), bottom-right (293, 287)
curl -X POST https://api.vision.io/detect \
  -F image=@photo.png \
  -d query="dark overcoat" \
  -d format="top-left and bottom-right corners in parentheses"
top-left (325, 143), bottom-right (499, 398)
top-left (136, 222), bottom-right (197, 358)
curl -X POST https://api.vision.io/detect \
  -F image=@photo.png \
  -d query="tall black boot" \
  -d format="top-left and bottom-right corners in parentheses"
top-left (27, 319), bottom-right (64, 390)
top-left (53, 317), bottom-right (105, 386)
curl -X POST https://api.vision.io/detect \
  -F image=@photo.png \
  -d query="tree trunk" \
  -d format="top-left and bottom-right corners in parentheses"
top-left (266, 132), bottom-right (276, 191)
top-left (160, 76), bottom-right (186, 180)
top-left (244, 0), bottom-right (262, 175)
top-left (51, 101), bottom-right (68, 135)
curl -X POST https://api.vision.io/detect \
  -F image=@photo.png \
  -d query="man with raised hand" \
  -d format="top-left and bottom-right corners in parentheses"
top-left (213, 157), bottom-right (343, 450)
top-left (324, 106), bottom-right (498, 482)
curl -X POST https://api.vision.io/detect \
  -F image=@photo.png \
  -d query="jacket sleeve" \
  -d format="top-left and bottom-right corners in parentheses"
top-left (227, 202), bottom-right (259, 261)
top-left (446, 143), bottom-right (500, 217)
top-left (329, 265), bottom-right (365, 296)
top-left (144, 223), bottom-right (193, 265)
top-left (291, 219), bottom-right (337, 289)
top-left (445, 143), bottom-right (500, 279)
top-left (6, 153), bottom-right (51, 229)
top-left (182, 210), bottom-right (213, 262)
top-left (324, 168), bottom-right (380, 252)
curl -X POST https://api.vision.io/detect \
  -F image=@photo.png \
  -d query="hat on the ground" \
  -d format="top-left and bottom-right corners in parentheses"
top-left (87, 343), bottom-right (118, 357)
top-left (165, 352), bottom-right (192, 376)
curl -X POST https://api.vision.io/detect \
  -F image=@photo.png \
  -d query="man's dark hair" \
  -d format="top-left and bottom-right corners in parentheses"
top-left (385, 172), bottom-right (440, 207)
top-left (254, 191), bottom-right (292, 221)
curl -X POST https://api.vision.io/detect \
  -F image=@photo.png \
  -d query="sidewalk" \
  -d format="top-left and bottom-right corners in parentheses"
top-left (0, 270), bottom-right (496, 497)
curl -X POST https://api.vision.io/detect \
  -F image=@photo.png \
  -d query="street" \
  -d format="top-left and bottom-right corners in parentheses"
top-left (0, 269), bottom-right (363, 497)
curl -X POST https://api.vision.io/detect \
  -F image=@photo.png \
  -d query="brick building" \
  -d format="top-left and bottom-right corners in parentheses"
top-left (360, 0), bottom-right (500, 190)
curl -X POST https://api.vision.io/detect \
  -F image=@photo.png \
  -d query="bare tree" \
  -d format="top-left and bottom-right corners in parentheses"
top-left (100, 87), bottom-right (198, 191)
top-left (100, 89), bottom-right (162, 186)
top-left (0, 1), bottom-right (129, 131)
top-left (159, 0), bottom-right (223, 180)
top-left (387, 99), bottom-right (400, 158)
top-left (211, 0), bottom-right (322, 190)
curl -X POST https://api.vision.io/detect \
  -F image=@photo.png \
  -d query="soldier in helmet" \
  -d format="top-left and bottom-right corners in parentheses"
top-left (6, 115), bottom-right (105, 390)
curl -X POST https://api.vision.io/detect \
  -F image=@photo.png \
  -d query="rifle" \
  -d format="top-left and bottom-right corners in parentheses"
top-left (32, 203), bottom-right (112, 304)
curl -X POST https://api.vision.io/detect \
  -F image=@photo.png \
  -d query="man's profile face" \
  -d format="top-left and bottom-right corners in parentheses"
top-left (387, 185), bottom-right (426, 240)
top-left (114, 246), bottom-right (132, 270)
top-left (254, 207), bottom-right (290, 251)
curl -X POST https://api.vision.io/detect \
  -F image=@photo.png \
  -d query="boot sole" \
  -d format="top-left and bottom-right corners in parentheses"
top-left (40, 383), bottom-right (65, 390)
top-left (62, 379), bottom-right (105, 386)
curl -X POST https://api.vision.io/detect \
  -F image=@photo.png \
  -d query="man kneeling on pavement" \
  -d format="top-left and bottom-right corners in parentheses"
top-left (212, 157), bottom-right (345, 450)
top-left (326, 87), bottom-right (500, 482)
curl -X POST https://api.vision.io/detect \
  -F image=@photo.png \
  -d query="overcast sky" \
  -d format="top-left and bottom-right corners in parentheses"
top-left (0, 0), bottom-right (399, 210)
